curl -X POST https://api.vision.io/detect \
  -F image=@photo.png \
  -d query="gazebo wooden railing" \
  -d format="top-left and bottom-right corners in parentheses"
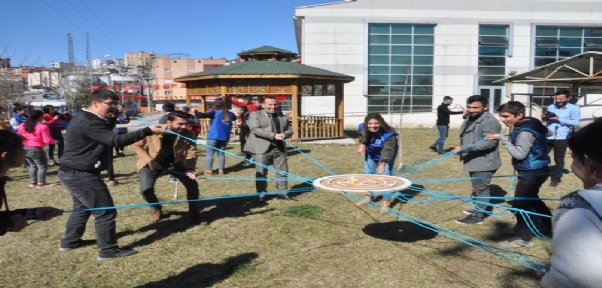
top-left (194, 116), bottom-right (342, 141)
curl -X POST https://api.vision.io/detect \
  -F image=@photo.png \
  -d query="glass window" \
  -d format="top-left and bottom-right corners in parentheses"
top-left (369, 45), bottom-right (390, 54)
top-left (392, 35), bottom-right (412, 44)
top-left (535, 37), bottom-right (559, 47)
top-left (368, 75), bottom-right (389, 85)
top-left (536, 26), bottom-right (558, 37)
top-left (391, 46), bottom-right (412, 55)
top-left (559, 37), bottom-right (583, 47)
top-left (369, 24), bottom-right (390, 34)
top-left (479, 36), bottom-right (507, 47)
top-left (369, 35), bottom-right (390, 45)
top-left (369, 66), bottom-right (389, 75)
top-left (584, 38), bottom-right (602, 47)
top-left (414, 46), bottom-right (434, 55)
top-left (479, 25), bottom-right (507, 36)
top-left (535, 48), bottom-right (557, 57)
top-left (478, 57), bottom-right (505, 66)
top-left (414, 35), bottom-right (434, 45)
top-left (369, 55), bottom-right (389, 64)
top-left (414, 25), bottom-right (434, 34)
top-left (479, 47), bottom-right (506, 56)
top-left (585, 28), bottom-right (602, 37)
top-left (367, 23), bottom-right (434, 112)
top-left (390, 65), bottom-right (410, 74)
top-left (559, 27), bottom-right (583, 37)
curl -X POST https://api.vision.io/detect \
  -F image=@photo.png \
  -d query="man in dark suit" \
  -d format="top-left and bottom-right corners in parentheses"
top-left (244, 96), bottom-right (294, 205)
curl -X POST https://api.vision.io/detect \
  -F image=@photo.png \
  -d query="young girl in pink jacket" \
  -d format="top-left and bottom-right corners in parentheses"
top-left (17, 110), bottom-right (55, 188)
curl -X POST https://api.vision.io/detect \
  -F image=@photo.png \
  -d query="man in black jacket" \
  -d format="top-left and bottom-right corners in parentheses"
top-left (58, 89), bottom-right (164, 261)
top-left (429, 96), bottom-right (464, 154)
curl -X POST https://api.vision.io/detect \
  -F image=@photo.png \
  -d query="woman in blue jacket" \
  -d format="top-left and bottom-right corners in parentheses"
top-left (194, 99), bottom-right (237, 175)
top-left (356, 113), bottom-right (399, 212)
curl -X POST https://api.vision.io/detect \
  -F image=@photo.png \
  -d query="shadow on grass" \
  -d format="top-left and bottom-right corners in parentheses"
top-left (363, 221), bottom-right (438, 242)
top-left (135, 252), bottom-right (259, 288)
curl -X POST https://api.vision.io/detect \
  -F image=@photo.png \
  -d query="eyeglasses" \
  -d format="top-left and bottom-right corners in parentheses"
top-left (100, 101), bottom-right (119, 107)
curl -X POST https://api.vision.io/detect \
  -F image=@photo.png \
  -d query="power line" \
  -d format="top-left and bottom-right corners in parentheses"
top-left (65, 0), bottom-right (130, 51)
top-left (77, 0), bottom-right (132, 51)
top-left (40, 0), bottom-right (121, 59)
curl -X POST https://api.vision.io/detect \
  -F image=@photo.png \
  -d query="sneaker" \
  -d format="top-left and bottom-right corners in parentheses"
top-left (36, 183), bottom-right (55, 189)
top-left (108, 180), bottom-right (118, 186)
top-left (240, 160), bottom-right (251, 167)
top-left (167, 176), bottom-right (177, 183)
top-left (455, 214), bottom-right (484, 225)
top-left (428, 146), bottom-right (437, 152)
top-left (204, 171), bottom-right (213, 176)
top-left (256, 196), bottom-right (268, 207)
top-left (462, 209), bottom-right (476, 215)
top-left (191, 215), bottom-right (209, 226)
top-left (28, 182), bottom-right (36, 188)
top-left (498, 238), bottom-right (534, 248)
top-left (117, 152), bottom-right (126, 157)
top-left (218, 170), bottom-right (225, 175)
top-left (97, 248), bottom-right (138, 261)
top-left (149, 210), bottom-right (162, 223)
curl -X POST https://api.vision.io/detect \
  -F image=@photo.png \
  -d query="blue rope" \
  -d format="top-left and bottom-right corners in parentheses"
top-left (160, 168), bottom-right (310, 182)
top-left (401, 138), bottom-right (489, 178)
top-left (283, 139), bottom-right (337, 175)
top-left (134, 117), bottom-right (313, 184)
top-left (343, 192), bottom-right (547, 273)
top-left (390, 153), bottom-right (446, 174)
top-left (411, 170), bottom-right (569, 185)
top-left (63, 187), bottom-right (316, 213)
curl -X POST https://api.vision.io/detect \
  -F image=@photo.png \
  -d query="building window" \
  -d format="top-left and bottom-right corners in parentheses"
top-left (173, 60), bottom-right (177, 63)
top-left (478, 25), bottom-right (508, 88)
top-left (533, 26), bottom-right (602, 105)
top-left (164, 67), bottom-right (172, 72)
top-left (165, 91), bottom-right (173, 95)
top-left (367, 23), bottom-right (434, 113)
top-left (164, 79), bottom-right (173, 84)
top-left (279, 96), bottom-right (292, 112)
top-left (534, 26), bottom-right (602, 67)
top-left (188, 67), bottom-right (195, 72)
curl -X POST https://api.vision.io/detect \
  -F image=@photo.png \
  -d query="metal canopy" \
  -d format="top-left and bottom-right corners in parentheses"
top-left (494, 51), bottom-right (602, 87)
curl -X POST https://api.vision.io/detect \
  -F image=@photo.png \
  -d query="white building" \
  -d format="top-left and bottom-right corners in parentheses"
top-left (294, 0), bottom-right (602, 127)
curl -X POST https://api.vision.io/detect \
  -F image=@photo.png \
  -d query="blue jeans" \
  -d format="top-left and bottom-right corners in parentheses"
top-left (431, 125), bottom-right (448, 153)
top-left (206, 139), bottom-right (228, 171)
top-left (25, 147), bottom-right (48, 184)
top-left (59, 169), bottom-right (119, 254)
top-left (364, 157), bottom-right (395, 201)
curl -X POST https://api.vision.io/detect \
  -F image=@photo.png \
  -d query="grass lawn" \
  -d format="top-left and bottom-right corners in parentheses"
top-left (0, 128), bottom-right (578, 287)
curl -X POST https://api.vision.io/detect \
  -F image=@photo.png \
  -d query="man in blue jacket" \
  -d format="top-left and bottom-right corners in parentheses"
top-left (545, 90), bottom-right (581, 187)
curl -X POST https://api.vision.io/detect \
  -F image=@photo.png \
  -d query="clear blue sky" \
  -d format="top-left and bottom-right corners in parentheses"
top-left (0, 0), bottom-right (331, 67)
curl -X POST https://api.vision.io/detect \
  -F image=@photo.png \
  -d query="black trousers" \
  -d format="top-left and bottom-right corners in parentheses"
top-left (139, 166), bottom-right (200, 216)
top-left (546, 139), bottom-right (568, 182)
top-left (513, 167), bottom-right (552, 241)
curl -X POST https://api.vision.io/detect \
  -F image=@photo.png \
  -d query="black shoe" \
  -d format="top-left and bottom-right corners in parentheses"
top-left (549, 180), bottom-right (560, 187)
top-left (276, 194), bottom-right (298, 201)
top-left (97, 248), bottom-right (138, 261)
top-left (428, 146), bottom-right (437, 152)
top-left (240, 160), bottom-right (252, 167)
top-left (455, 214), bottom-right (484, 225)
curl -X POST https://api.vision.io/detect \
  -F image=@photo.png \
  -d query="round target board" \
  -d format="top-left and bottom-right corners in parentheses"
top-left (313, 174), bottom-right (412, 194)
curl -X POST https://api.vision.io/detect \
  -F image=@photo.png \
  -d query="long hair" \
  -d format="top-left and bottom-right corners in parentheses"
top-left (24, 110), bottom-right (43, 133)
top-left (361, 112), bottom-right (395, 140)
top-left (0, 130), bottom-right (24, 172)
top-left (213, 98), bottom-right (230, 121)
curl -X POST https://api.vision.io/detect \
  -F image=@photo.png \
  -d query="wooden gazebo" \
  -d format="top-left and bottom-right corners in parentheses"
top-left (175, 46), bottom-right (355, 141)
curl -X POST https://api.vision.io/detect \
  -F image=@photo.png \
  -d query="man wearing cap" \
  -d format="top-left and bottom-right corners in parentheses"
top-left (429, 96), bottom-right (465, 154)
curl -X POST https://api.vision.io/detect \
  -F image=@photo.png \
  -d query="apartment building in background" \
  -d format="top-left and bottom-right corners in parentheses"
top-left (125, 51), bottom-right (156, 67)
top-left (152, 57), bottom-right (226, 101)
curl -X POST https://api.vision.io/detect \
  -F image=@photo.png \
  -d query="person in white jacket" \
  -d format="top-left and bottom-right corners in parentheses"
top-left (542, 118), bottom-right (602, 288)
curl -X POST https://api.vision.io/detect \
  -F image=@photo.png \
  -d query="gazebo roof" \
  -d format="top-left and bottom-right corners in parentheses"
top-left (239, 45), bottom-right (297, 56)
top-left (175, 60), bottom-right (355, 82)
top-left (495, 51), bottom-right (602, 87)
